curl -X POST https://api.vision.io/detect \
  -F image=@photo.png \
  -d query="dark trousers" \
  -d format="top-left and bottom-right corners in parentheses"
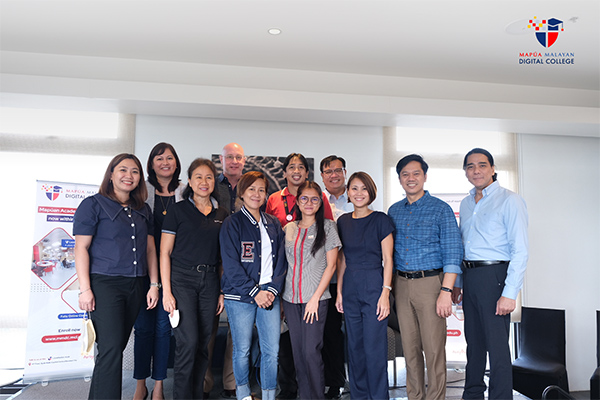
top-left (322, 283), bottom-right (346, 389)
top-left (462, 264), bottom-right (512, 400)
top-left (283, 300), bottom-right (329, 400)
top-left (171, 267), bottom-right (219, 400)
top-left (278, 331), bottom-right (298, 397)
top-left (343, 268), bottom-right (389, 400)
top-left (134, 285), bottom-right (171, 381)
top-left (89, 274), bottom-right (145, 400)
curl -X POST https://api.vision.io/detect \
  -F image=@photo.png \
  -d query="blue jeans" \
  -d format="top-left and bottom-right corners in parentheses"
top-left (133, 288), bottom-right (171, 381)
top-left (225, 294), bottom-right (280, 400)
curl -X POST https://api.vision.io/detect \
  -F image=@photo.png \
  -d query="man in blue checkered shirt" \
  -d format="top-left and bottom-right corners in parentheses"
top-left (387, 154), bottom-right (463, 400)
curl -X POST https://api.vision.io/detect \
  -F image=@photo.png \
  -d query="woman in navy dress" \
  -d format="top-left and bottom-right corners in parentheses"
top-left (336, 171), bottom-right (394, 400)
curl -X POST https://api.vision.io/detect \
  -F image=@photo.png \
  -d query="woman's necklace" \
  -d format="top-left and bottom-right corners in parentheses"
top-left (158, 194), bottom-right (172, 215)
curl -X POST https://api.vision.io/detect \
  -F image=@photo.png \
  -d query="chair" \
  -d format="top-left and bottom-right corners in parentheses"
top-left (512, 307), bottom-right (569, 399)
top-left (590, 310), bottom-right (600, 399)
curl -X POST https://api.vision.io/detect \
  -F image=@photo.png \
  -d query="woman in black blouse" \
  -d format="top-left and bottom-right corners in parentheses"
top-left (133, 142), bottom-right (186, 400)
top-left (160, 158), bottom-right (228, 400)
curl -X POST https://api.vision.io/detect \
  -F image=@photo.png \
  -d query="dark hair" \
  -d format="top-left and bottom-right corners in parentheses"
top-left (237, 171), bottom-right (269, 200)
top-left (146, 142), bottom-right (182, 193)
top-left (396, 154), bottom-right (428, 176)
top-left (346, 172), bottom-right (377, 205)
top-left (296, 181), bottom-right (326, 256)
top-left (463, 148), bottom-right (497, 181)
top-left (282, 153), bottom-right (309, 171)
top-left (319, 155), bottom-right (346, 173)
top-left (182, 158), bottom-right (220, 200)
top-left (99, 153), bottom-right (147, 210)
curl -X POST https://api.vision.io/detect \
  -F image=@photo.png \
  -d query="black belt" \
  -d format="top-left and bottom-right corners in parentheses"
top-left (194, 264), bottom-right (217, 273)
top-left (395, 268), bottom-right (442, 279)
top-left (173, 261), bottom-right (218, 273)
top-left (462, 260), bottom-right (509, 269)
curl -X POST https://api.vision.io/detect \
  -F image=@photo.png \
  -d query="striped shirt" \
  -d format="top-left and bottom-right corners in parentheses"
top-left (282, 219), bottom-right (341, 303)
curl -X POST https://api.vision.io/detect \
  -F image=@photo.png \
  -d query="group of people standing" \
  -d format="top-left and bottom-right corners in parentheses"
top-left (74, 141), bottom-right (528, 400)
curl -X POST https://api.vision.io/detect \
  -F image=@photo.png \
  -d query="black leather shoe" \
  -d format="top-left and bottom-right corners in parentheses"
top-left (325, 387), bottom-right (341, 399)
top-left (277, 391), bottom-right (297, 399)
top-left (221, 389), bottom-right (236, 399)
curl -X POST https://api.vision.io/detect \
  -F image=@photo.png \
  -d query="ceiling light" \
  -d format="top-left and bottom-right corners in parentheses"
top-left (268, 28), bottom-right (281, 35)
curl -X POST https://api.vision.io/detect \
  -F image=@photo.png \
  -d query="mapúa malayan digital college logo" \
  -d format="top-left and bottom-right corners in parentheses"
top-left (530, 17), bottom-right (563, 48)
top-left (41, 184), bottom-right (63, 201)
top-left (510, 16), bottom-right (575, 66)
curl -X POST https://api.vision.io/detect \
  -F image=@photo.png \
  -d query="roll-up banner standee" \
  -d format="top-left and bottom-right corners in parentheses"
top-left (24, 181), bottom-right (98, 383)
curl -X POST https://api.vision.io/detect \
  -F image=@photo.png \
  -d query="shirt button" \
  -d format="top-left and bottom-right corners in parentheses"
top-left (128, 214), bottom-right (132, 218)
top-left (131, 235), bottom-right (135, 239)
top-left (124, 207), bottom-right (128, 211)
top-left (133, 261), bottom-right (137, 265)
top-left (131, 223), bottom-right (135, 227)
top-left (133, 248), bottom-right (136, 252)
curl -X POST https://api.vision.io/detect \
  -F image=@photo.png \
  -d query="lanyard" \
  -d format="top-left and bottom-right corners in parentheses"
top-left (282, 189), bottom-right (296, 222)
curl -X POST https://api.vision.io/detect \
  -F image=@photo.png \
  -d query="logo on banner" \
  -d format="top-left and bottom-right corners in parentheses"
top-left (41, 185), bottom-right (63, 201)
top-left (528, 17), bottom-right (564, 48)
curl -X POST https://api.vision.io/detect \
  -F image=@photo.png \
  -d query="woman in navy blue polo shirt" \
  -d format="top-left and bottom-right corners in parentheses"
top-left (220, 171), bottom-right (287, 400)
top-left (160, 158), bottom-right (228, 400)
top-left (74, 153), bottom-right (160, 400)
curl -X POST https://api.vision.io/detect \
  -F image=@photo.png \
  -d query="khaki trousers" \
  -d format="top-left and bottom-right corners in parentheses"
top-left (394, 272), bottom-right (447, 400)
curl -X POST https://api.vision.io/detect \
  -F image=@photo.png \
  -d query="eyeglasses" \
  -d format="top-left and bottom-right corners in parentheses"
top-left (224, 155), bottom-right (245, 162)
top-left (298, 196), bottom-right (321, 205)
top-left (322, 168), bottom-right (344, 176)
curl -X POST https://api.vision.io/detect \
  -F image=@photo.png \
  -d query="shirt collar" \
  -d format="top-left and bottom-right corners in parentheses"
top-left (241, 205), bottom-right (268, 227)
top-left (187, 196), bottom-right (219, 210)
top-left (218, 173), bottom-right (228, 185)
top-left (469, 180), bottom-right (500, 198)
top-left (282, 187), bottom-right (294, 198)
top-left (95, 193), bottom-right (149, 221)
top-left (401, 190), bottom-right (430, 207)
top-left (324, 188), bottom-right (347, 203)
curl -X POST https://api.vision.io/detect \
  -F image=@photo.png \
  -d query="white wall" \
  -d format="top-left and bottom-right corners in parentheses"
top-left (134, 116), bottom-right (385, 211)
top-left (137, 117), bottom-right (600, 391)
top-left (519, 133), bottom-right (600, 390)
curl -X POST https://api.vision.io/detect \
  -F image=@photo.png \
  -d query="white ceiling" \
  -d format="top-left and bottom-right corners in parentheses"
top-left (1, 0), bottom-right (599, 135)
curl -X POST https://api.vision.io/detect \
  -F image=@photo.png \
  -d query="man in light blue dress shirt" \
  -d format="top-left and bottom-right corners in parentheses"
top-left (453, 148), bottom-right (528, 400)
top-left (319, 155), bottom-right (353, 399)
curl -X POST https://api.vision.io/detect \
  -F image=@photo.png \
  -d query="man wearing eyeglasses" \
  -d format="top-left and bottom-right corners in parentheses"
top-left (218, 142), bottom-right (247, 215)
top-left (319, 155), bottom-right (353, 399)
top-left (320, 155), bottom-right (354, 221)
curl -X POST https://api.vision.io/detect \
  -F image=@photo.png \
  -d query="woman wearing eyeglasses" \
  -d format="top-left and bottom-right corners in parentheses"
top-left (336, 172), bottom-right (394, 400)
top-left (282, 181), bottom-right (341, 400)
top-left (265, 153), bottom-right (335, 399)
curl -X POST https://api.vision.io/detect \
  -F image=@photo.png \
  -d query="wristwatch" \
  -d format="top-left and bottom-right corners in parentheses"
top-left (150, 282), bottom-right (162, 289)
